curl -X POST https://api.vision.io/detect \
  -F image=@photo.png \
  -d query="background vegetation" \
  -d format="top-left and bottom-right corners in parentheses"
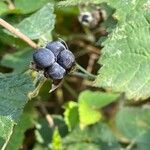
top-left (0, 0), bottom-right (150, 150)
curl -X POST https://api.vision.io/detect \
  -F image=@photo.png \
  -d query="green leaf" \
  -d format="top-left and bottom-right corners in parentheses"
top-left (6, 102), bottom-right (37, 150)
top-left (52, 128), bottom-right (62, 150)
top-left (17, 3), bottom-right (55, 39)
top-left (96, 0), bottom-right (150, 100)
top-left (58, 0), bottom-right (105, 6)
top-left (107, 1), bottom-right (149, 22)
top-left (0, 2), bottom-right (9, 16)
top-left (116, 106), bottom-right (150, 140)
top-left (64, 101), bottom-right (79, 131)
top-left (136, 130), bottom-right (150, 150)
top-left (0, 73), bottom-right (34, 149)
top-left (78, 90), bottom-right (119, 128)
top-left (14, 0), bottom-right (49, 14)
top-left (35, 115), bottom-right (68, 147)
top-left (1, 48), bottom-right (33, 73)
top-left (38, 30), bottom-right (53, 46)
top-left (0, 29), bottom-right (28, 49)
top-left (63, 123), bottom-right (121, 150)
top-left (98, 3), bottom-right (117, 34)
top-left (35, 118), bottom-right (53, 145)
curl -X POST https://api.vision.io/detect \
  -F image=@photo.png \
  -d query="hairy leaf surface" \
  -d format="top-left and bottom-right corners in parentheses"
top-left (96, 0), bottom-right (150, 100)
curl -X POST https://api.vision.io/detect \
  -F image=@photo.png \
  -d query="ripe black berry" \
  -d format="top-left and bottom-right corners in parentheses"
top-left (46, 62), bottom-right (66, 80)
top-left (33, 48), bottom-right (55, 69)
top-left (46, 41), bottom-right (66, 58)
top-left (57, 49), bottom-right (75, 70)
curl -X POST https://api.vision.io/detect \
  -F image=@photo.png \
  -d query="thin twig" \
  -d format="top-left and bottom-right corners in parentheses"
top-left (40, 103), bottom-right (54, 128)
top-left (86, 53), bottom-right (98, 73)
top-left (71, 40), bottom-right (100, 55)
top-left (124, 139), bottom-right (136, 150)
top-left (0, 18), bottom-right (38, 48)
top-left (82, 53), bottom-right (98, 86)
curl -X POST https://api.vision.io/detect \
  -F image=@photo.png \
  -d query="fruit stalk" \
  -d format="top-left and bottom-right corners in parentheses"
top-left (76, 63), bottom-right (96, 80)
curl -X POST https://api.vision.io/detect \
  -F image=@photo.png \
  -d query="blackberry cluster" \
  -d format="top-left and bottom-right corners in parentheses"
top-left (33, 41), bottom-right (75, 80)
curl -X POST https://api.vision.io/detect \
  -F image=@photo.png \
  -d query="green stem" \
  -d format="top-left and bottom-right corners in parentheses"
top-left (72, 72), bottom-right (93, 80)
top-left (76, 63), bottom-right (96, 80)
top-left (28, 74), bottom-right (46, 99)
top-left (124, 139), bottom-right (136, 150)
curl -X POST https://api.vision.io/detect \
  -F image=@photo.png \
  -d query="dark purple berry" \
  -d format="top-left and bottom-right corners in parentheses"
top-left (33, 48), bottom-right (55, 69)
top-left (46, 62), bottom-right (66, 80)
top-left (46, 41), bottom-right (66, 58)
top-left (57, 50), bottom-right (75, 70)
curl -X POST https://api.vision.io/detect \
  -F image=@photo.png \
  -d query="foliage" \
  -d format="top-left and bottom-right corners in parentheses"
top-left (1, 48), bottom-right (33, 73)
top-left (95, 0), bottom-right (150, 100)
top-left (17, 3), bottom-right (55, 39)
top-left (78, 90), bottom-right (119, 128)
top-left (0, 0), bottom-right (149, 150)
top-left (0, 73), bottom-right (34, 149)
top-left (6, 102), bottom-right (37, 150)
top-left (62, 123), bottom-right (121, 150)
top-left (58, 0), bottom-right (104, 6)
top-left (14, 0), bottom-right (49, 14)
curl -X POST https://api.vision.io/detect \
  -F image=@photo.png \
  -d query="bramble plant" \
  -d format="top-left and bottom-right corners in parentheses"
top-left (0, 0), bottom-right (150, 150)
